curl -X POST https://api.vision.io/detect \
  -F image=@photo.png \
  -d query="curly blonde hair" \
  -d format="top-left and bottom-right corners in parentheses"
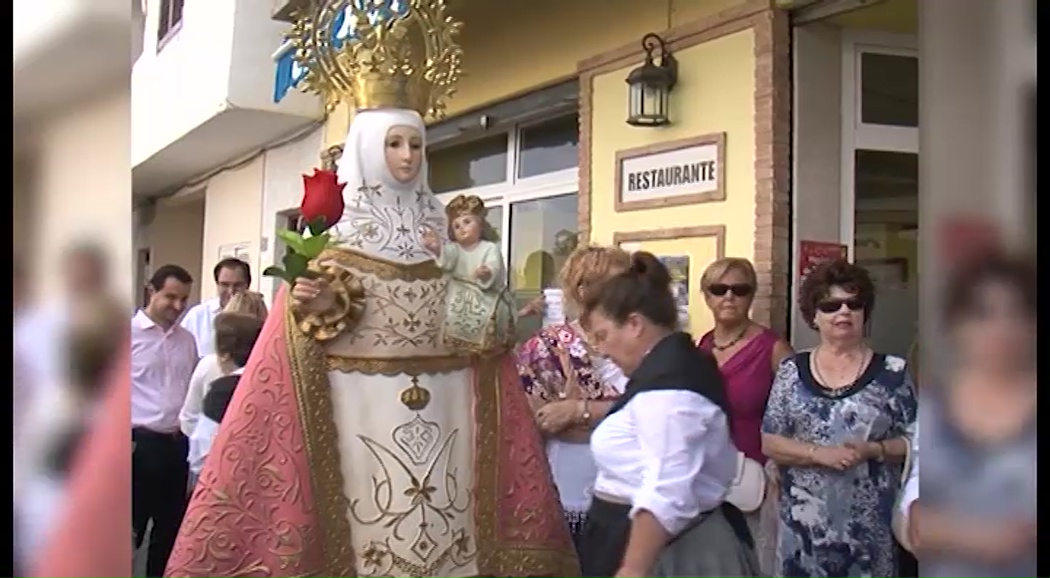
top-left (222, 291), bottom-right (269, 321)
top-left (558, 244), bottom-right (632, 313)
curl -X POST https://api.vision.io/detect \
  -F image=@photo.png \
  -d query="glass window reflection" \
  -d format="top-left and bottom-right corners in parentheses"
top-left (507, 194), bottom-right (578, 340)
top-left (429, 134), bottom-right (509, 194)
top-left (517, 115), bottom-right (579, 179)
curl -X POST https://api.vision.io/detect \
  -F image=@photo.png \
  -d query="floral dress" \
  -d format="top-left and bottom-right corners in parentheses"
top-left (515, 322), bottom-right (626, 540)
top-left (762, 352), bottom-right (917, 578)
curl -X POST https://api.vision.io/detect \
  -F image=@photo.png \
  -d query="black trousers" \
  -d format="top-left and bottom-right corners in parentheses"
top-left (132, 428), bottom-right (189, 578)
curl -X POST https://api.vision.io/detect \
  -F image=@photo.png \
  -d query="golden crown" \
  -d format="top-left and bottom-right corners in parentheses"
top-left (285, 0), bottom-right (463, 119)
top-left (399, 377), bottom-right (432, 411)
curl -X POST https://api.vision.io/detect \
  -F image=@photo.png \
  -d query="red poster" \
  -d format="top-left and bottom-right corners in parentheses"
top-left (799, 240), bottom-right (849, 285)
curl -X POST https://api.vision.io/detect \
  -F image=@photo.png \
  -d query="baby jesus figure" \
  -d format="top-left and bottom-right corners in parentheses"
top-left (422, 194), bottom-right (515, 355)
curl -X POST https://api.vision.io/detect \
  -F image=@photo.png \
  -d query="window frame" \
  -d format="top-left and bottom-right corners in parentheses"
top-left (430, 114), bottom-right (580, 285)
top-left (839, 30), bottom-right (919, 260)
top-left (156, 0), bottom-right (185, 52)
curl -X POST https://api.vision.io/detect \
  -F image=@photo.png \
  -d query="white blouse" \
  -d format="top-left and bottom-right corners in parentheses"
top-left (179, 354), bottom-right (225, 437)
top-left (591, 389), bottom-right (737, 536)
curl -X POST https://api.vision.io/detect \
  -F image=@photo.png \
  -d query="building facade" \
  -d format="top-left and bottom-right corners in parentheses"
top-left (132, 0), bottom-right (1034, 355)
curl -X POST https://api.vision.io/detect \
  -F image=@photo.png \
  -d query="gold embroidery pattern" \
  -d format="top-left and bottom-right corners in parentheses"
top-left (472, 357), bottom-right (582, 576)
top-left (319, 247), bottom-right (444, 283)
top-left (293, 261), bottom-right (366, 342)
top-left (327, 354), bottom-right (471, 376)
top-left (288, 295), bottom-right (576, 575)
top-left (343, 274), bottom-right (445, 349)
top-left (348, 403), bottom-right (476, 576)
top-left (167, 294), bottom-right (317, 578)
top-left (286, 295), bottom-right (357, 575)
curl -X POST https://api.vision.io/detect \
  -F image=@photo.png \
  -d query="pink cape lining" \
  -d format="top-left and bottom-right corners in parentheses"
top-left (166, 286), bottom-right (574, 577)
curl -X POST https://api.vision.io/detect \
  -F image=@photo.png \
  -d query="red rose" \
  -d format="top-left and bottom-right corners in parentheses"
top-left (300, 169), bottom-right (346, 232)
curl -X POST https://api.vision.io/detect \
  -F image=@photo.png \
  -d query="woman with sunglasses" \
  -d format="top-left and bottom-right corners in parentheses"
top-left (762, 259), bottom-right (917, 577)
top-left (696, 257), bottom-right (792, 576)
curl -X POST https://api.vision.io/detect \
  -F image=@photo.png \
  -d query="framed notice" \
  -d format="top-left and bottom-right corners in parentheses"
top-left (798, 240), bottom-right (848, 286)
top-left (614, 132), bottom-right (726, 212)
top-left (613, 226), bottom-right (727, 336)
top-left (218, 241), bottom-right (252, 264)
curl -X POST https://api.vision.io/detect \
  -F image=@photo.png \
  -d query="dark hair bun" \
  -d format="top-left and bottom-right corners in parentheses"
top-left (629, 251), bottom-right (672, 289)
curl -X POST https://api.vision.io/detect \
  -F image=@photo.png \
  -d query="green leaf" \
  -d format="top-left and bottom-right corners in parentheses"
top-left (276, 229), bottom-right (307, 255)
top-left (282, 251), bottom-right (311, 280)
top-left (307, 216), bottom-right (330, 237)
top-left (262, 266), bottom-right (295, 285)
top-left (302, 232), bottom-right (331, 257)
top-left (262, 266), bottom-right (286, 278)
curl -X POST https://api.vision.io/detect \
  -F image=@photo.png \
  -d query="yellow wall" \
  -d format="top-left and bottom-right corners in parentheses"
top-left (200, 156), bottom-right (264, 298)
top-left (588, 30), bottom-right (757, 337)
top-left (322, 0), bottom-right (749, 147)
top-left (149, 197), bottom-right (206, 303)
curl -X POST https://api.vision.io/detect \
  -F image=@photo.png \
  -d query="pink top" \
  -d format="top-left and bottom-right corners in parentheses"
top-left (697, 328), bottom-right (779, 464)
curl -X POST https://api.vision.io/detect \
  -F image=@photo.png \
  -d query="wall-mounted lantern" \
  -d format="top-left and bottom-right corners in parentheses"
top-left (625, 33), bottom-right (678, 127)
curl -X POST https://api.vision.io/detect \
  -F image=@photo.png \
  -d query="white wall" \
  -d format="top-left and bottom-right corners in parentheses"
top-left (791, 23), bottom-right (843, 350)
top-left (132, 0), bottom-right (237, 166)
top-left (200, 156), bottom-right (266, 299)
top-left (258, 126), bottom-right (324, 303)
top-left (132, 0), bottom-right (319, 167)
top-left (227, 0), bottom-right (319, 116)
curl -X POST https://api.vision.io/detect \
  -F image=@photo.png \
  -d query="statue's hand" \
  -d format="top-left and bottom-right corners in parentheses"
top-left (291, 277), bottom-right (336, 315)
top-left (474, 265), bottom-right (492, 282)
top-left (421, 228), bottom-right (441, 255)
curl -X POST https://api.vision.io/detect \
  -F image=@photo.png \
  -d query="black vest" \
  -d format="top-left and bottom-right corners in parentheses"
top-left (607, 332), bottom-right (728, 418)
top-left (202, 374), bottom-right (242, 424)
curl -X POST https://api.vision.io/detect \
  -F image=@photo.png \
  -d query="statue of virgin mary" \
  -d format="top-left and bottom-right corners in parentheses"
top-left (164, 4), bottom-right (576, 577)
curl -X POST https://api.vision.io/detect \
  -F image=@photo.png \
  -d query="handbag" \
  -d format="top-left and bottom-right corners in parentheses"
top-left (726, 451), bottom-right (767, 513)
top-left (892, 434), bottom-right (916, 552)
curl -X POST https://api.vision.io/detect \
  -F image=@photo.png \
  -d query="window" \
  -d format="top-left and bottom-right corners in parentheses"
top-left (157, 0), bottom-right (184, 49)
top-left (859, 53), bottom-right (918, 128)
top-left (429, 114), bottom-right (580, 342)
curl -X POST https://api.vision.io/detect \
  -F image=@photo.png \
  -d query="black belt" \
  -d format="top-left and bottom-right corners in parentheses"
top-left (132, 427), bottom-right (183, 439)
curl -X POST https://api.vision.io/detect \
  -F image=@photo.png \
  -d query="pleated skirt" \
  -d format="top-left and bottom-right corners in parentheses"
top-left (578, 497), bottom-right (761, 578)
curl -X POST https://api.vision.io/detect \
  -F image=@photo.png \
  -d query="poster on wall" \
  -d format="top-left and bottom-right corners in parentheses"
top-left (659, 255), bottom-right (691, 309)
top-left (218, 241), bottom-right (253, 265)
top-left (799, 240), bottom-right (848, 286)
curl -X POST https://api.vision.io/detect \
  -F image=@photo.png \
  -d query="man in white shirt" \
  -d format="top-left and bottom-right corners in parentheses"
top-left (180, 258), bottom-right (252, 357)
top-left (131, 264), bottom-right (198, 578)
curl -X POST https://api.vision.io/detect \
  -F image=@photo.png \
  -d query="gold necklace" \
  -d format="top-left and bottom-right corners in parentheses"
top-left (712, 324), bottom-right (750, 352)
top-left (813, 345), bottom-right (871, 393)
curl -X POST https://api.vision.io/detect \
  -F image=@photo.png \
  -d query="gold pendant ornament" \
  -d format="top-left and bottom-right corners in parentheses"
top-left (284, 0), bottom-right (464, 119)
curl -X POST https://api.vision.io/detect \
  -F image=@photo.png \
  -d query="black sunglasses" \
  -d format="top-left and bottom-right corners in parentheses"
top-left (816, 297), bottom-right (866, 314)
top-left (707, 283), bottom-right (754, 297)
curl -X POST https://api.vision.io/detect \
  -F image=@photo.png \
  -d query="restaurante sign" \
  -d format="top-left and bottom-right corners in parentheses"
top-left (615, 132), bottom-right (726, 212)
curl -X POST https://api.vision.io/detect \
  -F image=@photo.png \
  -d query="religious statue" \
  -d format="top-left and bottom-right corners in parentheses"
top-left (422, 195), bottom-right (515, 354)
top-left (164, 2), bottom-right (578, 577)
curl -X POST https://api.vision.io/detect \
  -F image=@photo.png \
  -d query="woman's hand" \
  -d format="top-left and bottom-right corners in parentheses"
top-left (812, 445), bottom-right (862, 471)
top-left (517, 296), bottom-right (545, 318)
top-left (534, 400), bottom-right (580, 434)
top-left (844, 439), bottom-right (882, 462)
top-left (291, 277), bottom-right (335, 315)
